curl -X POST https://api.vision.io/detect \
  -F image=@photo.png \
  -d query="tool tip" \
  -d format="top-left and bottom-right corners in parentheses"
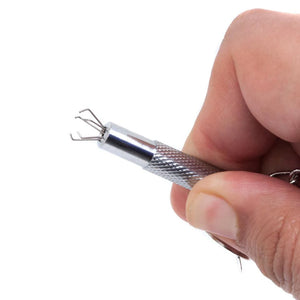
top-left (70, 109), bottom-right (106, 141)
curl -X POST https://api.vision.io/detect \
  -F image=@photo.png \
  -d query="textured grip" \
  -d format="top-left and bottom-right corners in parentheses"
top-left (144, 141), bottom-right (221, 190)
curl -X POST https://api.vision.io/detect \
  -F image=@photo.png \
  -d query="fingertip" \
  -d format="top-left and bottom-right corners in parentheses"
top-left (170, 184), bottom-right (189, 221)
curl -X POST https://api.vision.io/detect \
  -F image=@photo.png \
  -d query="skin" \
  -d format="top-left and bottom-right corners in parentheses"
top-left (170, 9), bottom-right (300, 298)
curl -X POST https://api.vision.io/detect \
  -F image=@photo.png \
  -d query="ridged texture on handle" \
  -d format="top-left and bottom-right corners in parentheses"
top-left (144, 141), bottom-right (221, 190)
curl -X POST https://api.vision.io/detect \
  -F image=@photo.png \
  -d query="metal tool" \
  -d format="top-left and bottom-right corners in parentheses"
top-left (71, 109), bottom-right (300, 258)
top-left (70, 109), bottom-right (221, 190)
top-left (270, 169), bottom-right (300, 187)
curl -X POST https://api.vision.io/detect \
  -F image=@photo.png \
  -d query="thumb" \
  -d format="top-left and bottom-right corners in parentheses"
top-left (186, 171), bottom-right (300, 296)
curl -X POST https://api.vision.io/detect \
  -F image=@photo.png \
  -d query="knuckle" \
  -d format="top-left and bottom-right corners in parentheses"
top-left (224, 9), bottom-right (268, 40)
top-left (232, 8), bottom-right (267, 23)
top-left (284, 106), bottom-right (300, 142)
top-left (223, 9), bottom-right (300, 143)
top-left (248, 213), bottom-right (300, 295)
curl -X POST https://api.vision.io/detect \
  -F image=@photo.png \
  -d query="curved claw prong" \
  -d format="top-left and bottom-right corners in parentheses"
top-left (78, 108), bottom-right (105, 129)
top-left (75, 116), bottom-right (104, 133)
top-left (70, 131), bottom-right (101, 141)
top-left (270, 169), bottom-right (300, 186)
top-left (70, 132), bottom-right (83, 141)
top-left (269, 171), bottom-right (290, 178)
top-left (71, 108), bottom-right (106, 141)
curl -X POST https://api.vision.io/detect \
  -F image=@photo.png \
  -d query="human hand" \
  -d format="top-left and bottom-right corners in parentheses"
top-left (171, 9), bottom-right (300, 298)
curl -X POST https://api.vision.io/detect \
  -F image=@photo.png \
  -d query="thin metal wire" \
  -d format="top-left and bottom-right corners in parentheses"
top-left (74, 116), bottom-right (104, 133)
top-left (289, 169), bottom-right (300, 185)
top-left (79, 108), bottom-right (106, 130)
top-left (269, 171), bottom-right (291, 178)
top-left (270, 170), bottom-right (300, 186)
top-left (70, 109), bottom-right (106, 141)
top-left (70, 133), bottom-right (101, 141)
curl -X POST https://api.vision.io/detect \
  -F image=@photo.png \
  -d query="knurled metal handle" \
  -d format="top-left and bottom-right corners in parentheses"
top-left (144, 141), bottom-right (221, 190)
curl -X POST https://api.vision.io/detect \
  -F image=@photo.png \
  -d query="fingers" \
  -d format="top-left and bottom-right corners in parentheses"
top-left (186, 171), bottom-right (300, 297)
top-left (184, 9), bottom-right (300, 170)
top-left (171, 139), bottom-right (300, 221)
top-left (171, 9), bottom-right (300, 220)
top-left (229, 10), bottom-right (300, 143)
top-left (170, 10), bottom-right (300, 296)
top-left (170, 184), bottom-right (189, 221)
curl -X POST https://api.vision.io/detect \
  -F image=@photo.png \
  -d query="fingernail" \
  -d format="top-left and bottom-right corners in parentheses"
top-left (186, 193), bottom-right (238, 240)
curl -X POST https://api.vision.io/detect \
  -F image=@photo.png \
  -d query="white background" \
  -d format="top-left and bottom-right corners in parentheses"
top-left (0, 1), bottom-right (299, 299)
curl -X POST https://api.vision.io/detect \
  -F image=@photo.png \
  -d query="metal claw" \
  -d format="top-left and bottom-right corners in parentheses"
top-left (289, 169), bottom-right (300, 186)
top-left (74, 116), bottom-right (104, 133)
top-left (79, 108), bottom-right (105, 129)
top-left (269, 171), bottom-right (291, 178)
top-left (270, 169), bottom-right (300, 186)
top-left (70, 109), bottom-right (106, 141)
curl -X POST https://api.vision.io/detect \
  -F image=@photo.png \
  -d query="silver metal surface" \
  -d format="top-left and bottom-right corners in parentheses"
top-left (270, 169), bottom-right (300, 187)
top-left (98, 123), bottom-right (156, 167)
top-left (70, 109), bottom-right (106, 141)
top-left (96, 123), bottom-right (221, 188)
top-left (71, 109), bottom-right (300, 260)
top-left (144, 141), bottom-right (221, 189)
top-left (70, 109), bottom-right (222, 188)
top-left (71, 109), bottom-right (300, 189)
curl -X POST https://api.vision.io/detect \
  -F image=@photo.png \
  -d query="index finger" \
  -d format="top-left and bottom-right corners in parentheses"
top-left (171, 9), bottom-right (300, 219)
top-left (185, 9), bottom-right (300, 170)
